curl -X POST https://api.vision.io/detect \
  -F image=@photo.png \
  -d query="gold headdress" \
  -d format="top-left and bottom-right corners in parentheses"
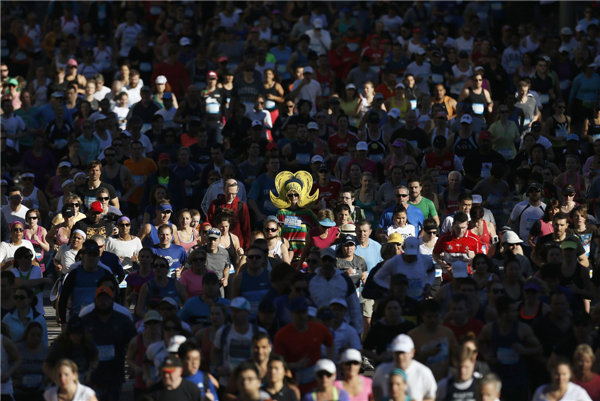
top-left (270, 171), bottom-right (319, 209)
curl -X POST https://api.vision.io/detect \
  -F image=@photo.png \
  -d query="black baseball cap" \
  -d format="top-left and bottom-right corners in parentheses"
top-left (67, 316), bottom-right (85, 334)
top-left (202, 272), bottom-right (219, 284)
top-left (531, 121), bottom-right (542, 131)
top-left (62, 205), bottom-right (75, 218)
top-left (433, 135), bottom-right (447, 148)
top-left (82, 240), bottom-right (100, 255)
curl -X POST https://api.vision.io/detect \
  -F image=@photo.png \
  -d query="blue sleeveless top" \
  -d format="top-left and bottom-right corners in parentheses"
top-left (240, 269), bottom-right (272, 319)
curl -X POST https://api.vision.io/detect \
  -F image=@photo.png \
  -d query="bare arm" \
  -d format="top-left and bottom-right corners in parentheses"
top-left (135, 282), bottom-right (149, 319)
top-left (126, 337), bottom-right (143, 378)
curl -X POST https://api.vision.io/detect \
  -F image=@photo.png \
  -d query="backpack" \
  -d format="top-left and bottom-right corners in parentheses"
top-left (361, 261), bottom-right (388, 300)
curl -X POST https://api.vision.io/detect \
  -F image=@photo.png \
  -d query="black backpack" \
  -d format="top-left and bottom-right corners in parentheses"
top-left (361, 260), bottom-right (388, 300)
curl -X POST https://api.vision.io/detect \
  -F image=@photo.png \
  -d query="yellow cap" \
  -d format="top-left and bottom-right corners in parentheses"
top-left (387, 233), bottom-right (404, 244)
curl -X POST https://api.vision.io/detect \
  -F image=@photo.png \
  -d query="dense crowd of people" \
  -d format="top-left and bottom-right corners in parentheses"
top-left (2, 1), bottom-right (600, 401)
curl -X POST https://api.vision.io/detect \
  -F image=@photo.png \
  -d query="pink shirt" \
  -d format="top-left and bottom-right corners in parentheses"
top-left (333, 376), bottom-right (373, 401)
top-left (573, 374), bottom-right (600, 401)
top-left (180, 270), bottom-right (204, 299)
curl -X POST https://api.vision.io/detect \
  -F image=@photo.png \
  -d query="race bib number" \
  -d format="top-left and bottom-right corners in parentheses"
top-left (296, 366), bottom-right (315, 384)
top-left (525, 218), bottom-right (537, 232)
top-left (347, 43), bottom-right (359, 52)
top-left (349, 117), bottom-right (358, 126)
top-left (481, 163), bottom-right (492, 178)
top-left (22, 374), bottom-right (43, 388)
top-left (185, 185), bottom-right (193, 196)
top-left (407, 279), bottom-right (423, 300)
top-left (265, 100), bottom-right (276, 109)
top-left (472, 103), bottom-right (485, 115)
top-left (540, 94), bottom-right (550, 104)
top-left (277, 64), bottom-right (287, 75)
top-left (432, 73), bottom-right (444, 84)
top-left (487, 194), bottom-right (501, 205)
top-left (296, 153), bottom-right (310, 165)
top-left (555, 128), bottom-right (568, 140)
top-left (408, 140), bottom-right (418, 149)
top-left (497, 347), bottom-right (519, 365)
top-left (140, 62), bottom-right (152, 72)
top-left (134, 175), bottom-right (145, 187)
top-left (243, 102), bottom-right (254, 113)
top-left (206, 102), bottom-right (220, 114)
top-left (559, 80), bottom-right (570, 91)
top-left (491, 2), bottom-right (502, 11)
top-left (150, 6), bottom-right (162, 15)
top-left (98, 344), bottom-right (116, 361)
top-left (370, 65), bottom-right (381, 74)
top-left (438, 174), bottom-right (448, 185)
top-left (119, 273), bottom-right (128, 289)
top-left (15, 52), bottom-right (26, 61)
top-left (477, 11), bottom-right (488, 20)
top-left (284, 216), bottom-right (302, 229)
top-left (410, 99), bottom-right (417, 110)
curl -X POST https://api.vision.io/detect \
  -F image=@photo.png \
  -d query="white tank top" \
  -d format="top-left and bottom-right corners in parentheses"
top-left (407, 39), bottom-right (423, 55)
top-left (522, 36), bottom-right (539, 53)
top-left (33, 78), bottom-right (50, 106)
top-left (22, 187), bottom-right (40, 210)
top-left (60, 16), bottom-right (80, 36)
top-left (431, 127), bottom-right (449, 146)
top-left (268, 239), bottom-right (283, 259)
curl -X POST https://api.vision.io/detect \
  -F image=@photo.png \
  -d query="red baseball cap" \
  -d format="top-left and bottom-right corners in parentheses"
top-left (266, 142), bottom-right (278, 150)
top-left (207, 71), bottom-right (218, 79)
top-left (479, 130), bottom-right (492, 140)
top-left (218, 56), bottom-right (229, 63)
top-left (413, 28), bottom-right (422, 33)
top-left (158, 153), bottom-right (171, 162)
top-left (89, 201), bottom-right (103, 213)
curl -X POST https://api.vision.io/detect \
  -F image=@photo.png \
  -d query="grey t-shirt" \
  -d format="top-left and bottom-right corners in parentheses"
top-left (347, 67), bottom-right (380, 91)
top-left (515, 95), bottom-right (539, 123)
top-left (204, 247), bottom-right (231, 280)
top-left (336, 254), bottom-right (368, 289)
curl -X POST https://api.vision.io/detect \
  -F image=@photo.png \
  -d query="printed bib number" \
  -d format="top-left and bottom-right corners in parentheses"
top-left (407, 279), bottom-right (423, 300)
top-left (265, 100), bottom-right (276, 109)
top-left (438, 174), bottom-right (448, 185)
top-left (432, 74), bottom-right (444, 84)
top-left (139, 62), bottom-right (152, 72)
top-left (525, 218), bottom-right (537, 232)
top-left (206, 102), bottom-right (220, 114)
top-left (410, 99), bottom-right (417, 110)
top-left (555, 128), bottom-right (568, 140)
top-left (284, 216), bottom-right (302, 229)
top-left (296, 153), bottom-right (311, 165)
top-left (408, 140), bottom-right (418, 149)
top-left (22, 373), bottom-right (43, 388)
top-left (277, 64), bottom-right (287, 74)
top-left (98, 344), bottom-right (116, 361)
top-left (497, 347), bottom-right (519, 365)
top-left (560, 80), bottom-right (570, 90)
top-left (243, 102), bottom-right (254, 113)
top-left (296, 366), bottom-right (315, 384)
top-left (347, 43), bottom-right (359, 52)
top-left (472, 103), bottom-right (485, 115)
top-left (540, 94), bottom-right (550, 104)
top-left (150, 6), bottom-right (162, 15)
top-left (349, 117), bottom-right (358, 126)
top-left (134, 175), bottom-right (145, 187)
top-left (371, 65), bottom-right (381, 74)
top-left (185, 185), bottom-right (193, 196)
top-left (498, 148), bottom-right (513, 160)
top-left (487, 194), bottom-right (501, 205)
top-left (491, 2), bottom-right (502, 11)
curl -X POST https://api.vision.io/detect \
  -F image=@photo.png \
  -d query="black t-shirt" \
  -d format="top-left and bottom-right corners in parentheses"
top-left (75, 181), bottom-right (117, 209)
top-left (265, 385), bottom-right (299, 401)
top-left (390, 126), bottom-right (429, 153)
top-left (73, 217), bottom-right (114, 239)
top-left (533, 314), bottom-right (574, 357)
top-left (146, 379), bottom-right (203, 401)
top-left (534, 233), bottom-right (585, 259)
top-left (462, 149), bottom-right (506, 189)
top-left (1, 146), bottom-right (19, 168)
top-left (363, 319), bottom-right (416, 355)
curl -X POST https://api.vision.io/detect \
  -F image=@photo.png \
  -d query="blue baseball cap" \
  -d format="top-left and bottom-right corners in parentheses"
top-left (319, 218), bottom-right (336, 227)
top-left (157, 203), bottom-right (173, 212)
top-left (567, 134), bottom-right (579, 142)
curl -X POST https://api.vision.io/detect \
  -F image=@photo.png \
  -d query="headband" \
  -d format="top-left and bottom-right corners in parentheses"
top-left (21, 173), bottom-right (35, 179)
top-left (74, 172), bottom-right (86, 180)
top-left (73, 229), bottom-right (87, 240)
top-left (61, 179), bottom-right (75, 188)
top-left (117, 216), bottom-right (131, 225)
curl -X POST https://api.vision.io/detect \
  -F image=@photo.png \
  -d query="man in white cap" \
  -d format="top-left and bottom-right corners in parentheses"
top-left (507, 182), bottom-right (546, 258)
top-left (374, 236), bottom-right (434, 301)
top-left (493, 230), bottom-right (534, 279)
top-left (559, 27), bottom-right (578, 59)
top-left (342, 141), bottom-right (378, 184)
top-left (446, 114), bottom-right (478, 164)
top-left (212, 297), bottom-right (267, 386)
top-left (290, 65), bottom-right (321, 116)
top-left (305, 18), bottom-right (331, 55)
top-left (372, 333), bottom-right (437, 401)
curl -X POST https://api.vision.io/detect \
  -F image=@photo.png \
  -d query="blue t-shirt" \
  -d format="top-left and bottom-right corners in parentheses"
top-left (184, 370), bottom-right (219, 400)
top-left (36, 103), bottom-right (74, 128)
top-left (239, 269), bottom-right (272, 319)
top-left (355, 239), bottom-right (383, 272)
top-left (379, 204), bottom-right (424, 236)
top-left (151, 244), bottom-right (188, 276)
top-left (248, 173), bottom-right (277, 216)
top-left (100, 251), bottom-right (124, 278)
top-left (178, 296), bottom-right (231, 326)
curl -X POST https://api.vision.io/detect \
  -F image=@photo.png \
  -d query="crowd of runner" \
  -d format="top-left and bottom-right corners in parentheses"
top-left (2, 1), bottom-right (600, 401)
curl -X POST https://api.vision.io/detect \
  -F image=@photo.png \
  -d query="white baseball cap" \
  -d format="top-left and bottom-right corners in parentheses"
top-left (230, 297), bottom-right (251, 311)
top-left (356, 141), bottom-right (368, 152)
top-left (460, 114), bottom-right (473, 124)
top-left (303, 66), bottom-right (314, 75)
top-left (414, 47), bottom-right (426, 55)
top-left (311, 155), bottom-right (324, 164)
top-left (314, 359), bottom-right (336, 375)
top-left (472, 194), bottom-right (482, 204)
top-left (403, 237), bottom-right (419, 255)
top-left (339, 348), bottom-right (362, 363)
top-left (391, 334), bottom-right (414, 353)
top-left (179, 37), bottom-right (192, 47)
top-left (167, 334), bottom-right (187, 352)
top-left (395, 82), bottom-right (405, 89)
top-left (58, 161), bottom-right (72, 169)
top-left (560, 27), bottom-right (573, 36)
top-left (307, 122), bottom-right (319, 130)
top-left (155, 75), bottom-right (168, 84)
top-left (503, 230), bottom-right (523, 244)
top-left (452, 261), bottom-right (469, 278)
top-left (329, 298), bottom-right (348, 308)
top-left (388, 108), bottom-right (401, 119)
top-left (313, 18), bottom-right (323, 29)
top-left (345, 83), bottom-right (357, 90)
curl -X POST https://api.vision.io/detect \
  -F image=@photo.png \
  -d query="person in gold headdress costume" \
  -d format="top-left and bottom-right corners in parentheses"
top-left (270, 171), bottom-right (320, 264)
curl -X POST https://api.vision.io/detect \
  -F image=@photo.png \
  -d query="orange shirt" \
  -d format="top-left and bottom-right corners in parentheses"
top-left (180, 133), bottom-right (198, 148)
top-left (274, 322), bottom-right (334, 393)
top-left (124, 157), bottom-right (157, 205)
top-left (375, 82), bottom-right (396, 100)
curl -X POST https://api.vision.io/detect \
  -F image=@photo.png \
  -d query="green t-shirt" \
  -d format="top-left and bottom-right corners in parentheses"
top-left (410, 197), bottom-right (437, 220)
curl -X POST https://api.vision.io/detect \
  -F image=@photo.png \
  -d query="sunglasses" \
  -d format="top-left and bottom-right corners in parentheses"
top-left (247, 255), bottom-right (263, 260)
top-left (563, 193), bottom-right (575, 197)
top-left (500, 110), bottom-right (509, 114)
top-left (26, 216), bottom-right (39, 220)
top-left (426, 230), bottom-right (437, 234)
top-left (146, 320), bottom-right (161, 326)
top-left (9, 195), bottom-right (21, 200)
top-left (97, 197), bottom-right (110, 201)
top-left (119, 223), bottom-right (130, 227)
top-left (12, 228), bottom-right (24, 232)
top-left (105, 154), bottom-right (116, 158)
top-left (287, 193), bottom-right (299, 198)
top-left (161, 210), bottom-right (173, 214)
top-left (295, 287), bottom-right (309, 293)
top-left (343, 361), bottom-right (361, 366)
top-left (264, 227), bottom-right (278, 232)
top-left (153, 264), bottom-right (169, 269)
top-left (13, 295), bottom-right (28, 301)
top-left (70, 203), bottom-right (80, 207)
top-left (404, 170), bottom-right (415, 173)
top-left (316, 371), bottom-right (334, 378)
top-left (492, 289), bottom-right (506, 294)
top-left (396, 194), bottom-right (409, 198)
top-left (22, 177), bottom-right (33, 181)
top-left (113, 143), bottom-right (123, 147)
top-left (192, 257), bottom-right (207, 262)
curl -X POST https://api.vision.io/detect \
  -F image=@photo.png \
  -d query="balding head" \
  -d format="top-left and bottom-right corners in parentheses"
top-left (224, 179), bottom-right (238, 202)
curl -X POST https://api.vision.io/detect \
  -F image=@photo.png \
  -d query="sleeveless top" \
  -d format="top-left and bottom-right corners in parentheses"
top-left (467, 89), bottom-right (487, 119)
top-left (559, 264), bottom-right (586, 292)
top-left (490, 321), bottom-right (526, 380)
top-left (356, 191), bottom-right (378, 224)
top-left (588, 118), bottom-right (600, 142)
top-left (135, 334), bottom-right (148, 389)
top-left (366, 127), bottom-right (387, 164)
top-left (522, 35), bottom-right (539, 53)
top-left (22, 187), bottom-right (40, 209)
top-left (309, 226), bottom-right (339, 250)
top-left (221, 233), bottom-right (237, 267)
top-left (102, 165), bottom-right (125, 198)
top-left (145, 222), bottom-right (173, 247)
top-left (519, 300), bottom-right (544, 326)
top-left (290, 141), bottom-right (314, 168)
top-left (294, 49), bottom-right (309, 68)
top-left (239, 269), bottom-right (272, 316)
top-left (390, 97), bottom-right (410, 114)
top-left (263, 84), bottom-right (280, 111)
top-left (146, 278), bottom-right (179, 306)
top-left (315, 69), bottom-right (333, 99)
top-left (25, 226), bottom-right (45, 267)
top-left (442, 189), bottom-right (460, 215)
top-left (53, 175), bottom-right (69, 198)
top-left (452, 132), bottom-right (478, 162)
top-left (431, 127), bottom-right (450, 146)
top-left (176, 229), bottom-right (198, 253)
top-left (32, 78), bottom-right (51, 106)
top-left (268, 239), bottom-right (284, 259)
top-left (471, 223), bottom-right (491, 255)
top-left (388, 154), bottom-right (409, 170)
top-left (43, 383), bottom-right (96, 401)
top-left (549, 115), bottom-right (570, 147)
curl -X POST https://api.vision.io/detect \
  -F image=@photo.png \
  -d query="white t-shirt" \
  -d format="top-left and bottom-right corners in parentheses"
top-left (0, 114), bottom-right (26, 135)
top-left (380, 15), bottom-right (403, 33)
top-left (387, 223), bottom-right (416, 240)
top-left (214, 325), bottom-right (267, 384)
top-left (373, 253), bottom-right (434, 301)
top-left (0, 240), bottom-right (36, 264)
top-left (509, 201), bottom-right (546, 246)
top-left (155, 107), bottom-right (178, 127)
top-left (291, 79), bottom-right (322, 116)
top-left (373, 360), bottom-right (437, 400)
top-left (105, 236), bottom-right (143, 271)
top-left (124, 83), bottom-right (143, 106)
top-left (531, 382), bottom-right (592, 401)
top-left (79, 302), bottom-right (132, 320)
top-left (1, 204), bottom-right (29, 225)
top-left (94, 86), bottom-right (112, 101)
top-left (54, 244), bottom-right (79, 273)
top-left (405, 61), bottom-right (432, 95)
top-left (115, 23), bottom-right (143, 58)
top-left (10, 266), bottom-right (44, 315)
top-left (454, 37), bottom-right (475, 53)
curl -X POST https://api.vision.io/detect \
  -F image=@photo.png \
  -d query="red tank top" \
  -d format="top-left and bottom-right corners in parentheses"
top-left (423, 151), bottom-right (456, 187)
top-left (315, 69), bottom-right (333, 99)
top-left (471, 222), bottom-right (491, 255)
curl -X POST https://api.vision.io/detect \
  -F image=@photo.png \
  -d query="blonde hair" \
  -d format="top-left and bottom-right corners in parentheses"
top-left (573, 344), bottom-right (595, 363)
top-left (55, 359), bottom-right (79, 382)
top-left (317, 209), bottom-right (334, 221)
